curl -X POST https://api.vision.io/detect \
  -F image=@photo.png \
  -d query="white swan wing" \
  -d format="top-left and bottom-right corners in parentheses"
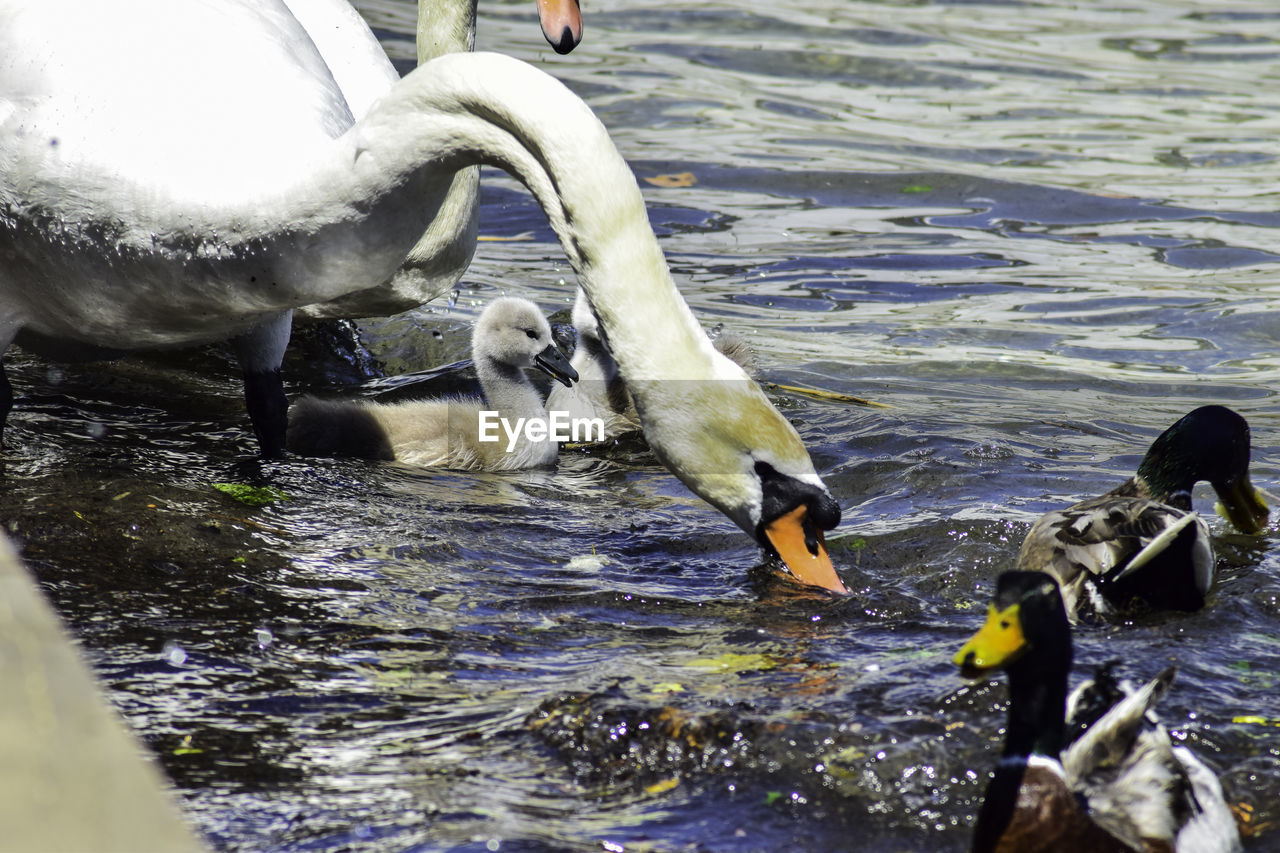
top-left (1, 0), bottom-right (358, 203)
top-left (281, 0), bottom-right (398, 118)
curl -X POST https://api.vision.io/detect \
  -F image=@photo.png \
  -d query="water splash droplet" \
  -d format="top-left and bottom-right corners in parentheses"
top-left (162, 641), bottom-right (188, 667)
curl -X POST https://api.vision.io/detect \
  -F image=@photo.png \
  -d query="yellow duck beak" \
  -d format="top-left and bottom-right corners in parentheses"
top-left (954, 602), bottom-right (1027, 679)
top-left (1214, 474), bottom-right (1270, 535)
top-left (764, 505), bottom-right (849, 595)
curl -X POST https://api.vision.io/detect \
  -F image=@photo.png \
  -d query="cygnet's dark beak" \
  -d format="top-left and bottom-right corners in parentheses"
top-left (534, 344), bottom-right (578, 388)
top-left (537, 0), bottom-right (582, 55)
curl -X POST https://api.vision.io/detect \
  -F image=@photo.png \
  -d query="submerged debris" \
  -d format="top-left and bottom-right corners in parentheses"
top-left (527, 687), bottom-right (770, 792)
top-left (212, 483), bottom-right (290, 507)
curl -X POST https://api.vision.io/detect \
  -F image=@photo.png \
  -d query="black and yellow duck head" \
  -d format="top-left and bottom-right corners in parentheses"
top-left (1137, 404), bottom-right (1268, 534)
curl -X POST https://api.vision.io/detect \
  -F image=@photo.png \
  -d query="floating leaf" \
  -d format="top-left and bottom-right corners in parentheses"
top-left (685, 652), bottom-right (774, 673)
top-left (173, 735), bottom-right (203, 756)
top-left (213, 483), bottom-right (290, 507)
top-left (644, 778), bottom-right (680, 795)
top-left (643, 171), bottom-right (697, 188)
top-left (764, 791), bottom-right (784, 805)
top-left (829, 534), bottom-right (868, 551)
top-left (1233, 715), bottom-right (1280, 727)
top-left (830, 746), bottom-right (867, 763)
top-left (650, 682), bottom-right (685, 694)
top-left (900, 184), bottom-right (932, 193)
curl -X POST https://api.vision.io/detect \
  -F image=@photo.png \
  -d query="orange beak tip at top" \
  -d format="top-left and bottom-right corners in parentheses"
top-left (537, 0), bottom-right (582, 55)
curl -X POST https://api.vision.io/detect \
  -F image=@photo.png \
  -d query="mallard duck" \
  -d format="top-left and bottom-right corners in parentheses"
top-left (955, 570), bottom-right (1242, 853)
top-left (0, 7), bottom-right (843, 591)
top-left (545, 288), bottom-right (758, 440)
top-left (287, 297), bottom-right (575, 470)
top-left (1017, 406), bottom-right (1268, 620)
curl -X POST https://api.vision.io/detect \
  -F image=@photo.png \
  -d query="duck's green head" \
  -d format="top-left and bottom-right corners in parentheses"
top-left (954, 571), bottom-right (1070, 680)
top-left (1138, 405), bottom-right (1269, 535)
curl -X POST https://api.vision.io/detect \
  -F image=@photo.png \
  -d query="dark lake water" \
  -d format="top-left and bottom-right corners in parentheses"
top-left (2, 0), bottom-right (1279, 850)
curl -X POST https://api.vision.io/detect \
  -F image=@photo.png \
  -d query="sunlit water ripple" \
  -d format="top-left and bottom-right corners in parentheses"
top-left (2, 1), bottom-right (1279, 851)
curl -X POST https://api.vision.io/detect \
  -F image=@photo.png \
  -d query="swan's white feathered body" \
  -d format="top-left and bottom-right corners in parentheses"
top-left (0, 0), bottom-right (462, 347)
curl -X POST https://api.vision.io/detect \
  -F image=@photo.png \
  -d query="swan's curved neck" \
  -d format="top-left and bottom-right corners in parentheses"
top-left (385, 0), bottom-right (480, 308)
top-left (418, 0), bottom-right (477, 61)
top-left (21, 52), bottom-right (714, 367)
top-left (14, 53), bottom-right (716, 369)
top-left (353, 52), bottom-right (717, 383)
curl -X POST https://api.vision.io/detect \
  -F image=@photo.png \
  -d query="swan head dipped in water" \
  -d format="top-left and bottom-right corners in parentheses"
top-left (546, 288), bottom-right (845, 592)
top-left (634, 352), bottom-right (845, 595)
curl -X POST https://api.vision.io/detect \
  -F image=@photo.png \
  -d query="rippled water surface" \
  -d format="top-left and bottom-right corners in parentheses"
top-left (4, 1), bottom-right (1280, 850)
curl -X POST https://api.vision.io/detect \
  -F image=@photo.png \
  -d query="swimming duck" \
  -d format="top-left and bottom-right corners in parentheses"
top-left (1016, 405), bottom-right (1268, 620)
top-left (545, 288), bottom-right (757, 440)
top-left (955, 570), bottom-right (1242, 853)
top-left (0, 6), bottom-right (844, 591)
top-left (288, 297), bottom-right (576, 470)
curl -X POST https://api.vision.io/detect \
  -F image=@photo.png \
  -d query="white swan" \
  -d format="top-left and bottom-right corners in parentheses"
top-left (288, 297), bottom-right (577, 470)
top-left (547, 287), bottom-right (756, 440)
top-left (0, 2), bottom-right (846, 593)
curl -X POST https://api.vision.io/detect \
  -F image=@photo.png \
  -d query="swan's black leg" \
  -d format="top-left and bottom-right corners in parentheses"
top-left (243, 368), bottom-right (288, 459)
top-left (232, 311), bottom-right (293, 459)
